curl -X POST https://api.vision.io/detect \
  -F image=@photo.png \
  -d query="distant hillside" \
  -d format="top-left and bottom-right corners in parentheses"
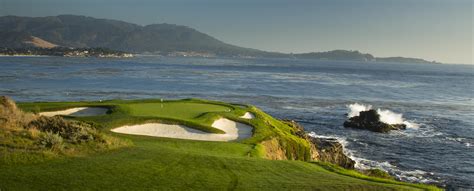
top-left (293, 50), bottom-right (375, 61)
top-left (375, 57), bottom-right (438, 64)
top-left (291, 51), bottom-right (435, 63)
top-left (0, 31), bottom-right (33, 48)
top-left (0, 15), bottom-right (279, 57)
top-left (0, 15), bottom-right (438, 63)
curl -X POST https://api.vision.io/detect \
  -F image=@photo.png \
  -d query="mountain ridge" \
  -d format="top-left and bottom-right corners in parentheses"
top-left (0, 15), bottom-right (438, 63)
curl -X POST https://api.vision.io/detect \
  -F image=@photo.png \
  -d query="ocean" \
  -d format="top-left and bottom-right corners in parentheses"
top-left (1, 56), bottom-right (472, 189)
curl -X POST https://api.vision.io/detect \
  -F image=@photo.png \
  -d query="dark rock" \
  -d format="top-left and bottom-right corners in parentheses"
top-left (281, 119), bottom-right (307, 138)
top-left (391, 124), bottom-right (407, 130)
top-left (343, 109), bottom-right (406, 133)
top-left (282, 119), bottom-right (355, 169)
top-left (308, 136), bottom-right (355, 169)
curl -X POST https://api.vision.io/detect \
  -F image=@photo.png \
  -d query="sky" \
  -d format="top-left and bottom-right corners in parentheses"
top-left (1, 0), bottom-right (472, 64)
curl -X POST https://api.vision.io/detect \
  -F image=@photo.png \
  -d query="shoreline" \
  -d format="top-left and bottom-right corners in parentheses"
top-left (308, 131), bottom-right (441, 187)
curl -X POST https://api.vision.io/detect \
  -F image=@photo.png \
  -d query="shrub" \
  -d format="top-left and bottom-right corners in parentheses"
top-left (39, 132), bottom-right (64, 151)
top-left (27, 128), bottom-right (41, 139)
top-left (0, 96), bottom-right (18, 111)
top-left (0, 96), bottom-right (37, 129)
top-left (69, 127), bottom-right (95, 143)
top-left (362, 168), bottom-right (393, 180)
top-left (28, 116), bottom-right (96, 144)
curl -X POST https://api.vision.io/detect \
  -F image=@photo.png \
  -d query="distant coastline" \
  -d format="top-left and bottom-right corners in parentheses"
top-left (0, 47), bottom-right (134, 58)
top-left (0, 47), bottom-right (444, 65)
top-left (0, 15), bottom-right (441, 64)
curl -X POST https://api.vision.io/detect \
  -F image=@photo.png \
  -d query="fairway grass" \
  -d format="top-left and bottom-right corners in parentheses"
top-left (0, 134), bottom-right (439, 190)
top-left (0, 98), bottom-right (441, 190)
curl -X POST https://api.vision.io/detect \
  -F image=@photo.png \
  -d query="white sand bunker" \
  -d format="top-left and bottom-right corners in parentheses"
top-left (111, 118), bottom-right (253, 142)
top-left (240, 112), bottom-right (255, 119)
top-left (39, 107), bottom-right (108, 117)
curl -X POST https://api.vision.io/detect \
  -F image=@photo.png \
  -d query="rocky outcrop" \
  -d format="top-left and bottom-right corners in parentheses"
top-left (282, 119), bottom-right (355, 169)
top-left (307, 136), bottom-right (355, 169)
top-left (343, 109), bottom-right (406, 133)
top-left (259, 138), bottom-right (287, 160)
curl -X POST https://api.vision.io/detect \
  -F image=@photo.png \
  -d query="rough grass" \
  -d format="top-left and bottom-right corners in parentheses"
top-left (3, 98), bottom-right (442, 191)
top-left (0, 96), bottom-right (130, 165)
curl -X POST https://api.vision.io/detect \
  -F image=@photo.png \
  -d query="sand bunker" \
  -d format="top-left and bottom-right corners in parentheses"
top-left (111, 118), bottom-right (253, 141)
top-left (39, 107), bottom-right (108, 117)
top-left (240, 112), bottom-right (255, 119)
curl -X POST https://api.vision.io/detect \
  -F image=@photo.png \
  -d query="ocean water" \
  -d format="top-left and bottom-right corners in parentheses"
top-left (1, 56), bottom-right (473, 189)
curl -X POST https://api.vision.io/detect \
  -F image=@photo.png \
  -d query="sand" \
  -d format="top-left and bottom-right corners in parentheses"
top-left (240, 112), bottom-right (255, 119)
top-left (111, 118), bottom-right (253, 142)
top-left (39, 107), bottom-right (108, 117)
top-left (23, 36), bottom-right (58, 48)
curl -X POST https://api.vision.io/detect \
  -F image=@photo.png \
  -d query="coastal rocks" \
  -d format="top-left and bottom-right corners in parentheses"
top-left (308, 136), bottom-right (355, 169)
top-left (282, 119), bottom-right (355, 169)
top-left (259, 138), bottom-right (288, 160)
top-left (343, 109), bottom-right (406, 133)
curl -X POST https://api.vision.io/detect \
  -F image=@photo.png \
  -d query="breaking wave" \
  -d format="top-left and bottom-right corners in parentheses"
top-left (347, 103), bottom-right (420, 128)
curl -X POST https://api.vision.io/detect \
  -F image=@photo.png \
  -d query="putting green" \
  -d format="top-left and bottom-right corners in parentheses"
top-left (127, 102), bottom-right (231, 119)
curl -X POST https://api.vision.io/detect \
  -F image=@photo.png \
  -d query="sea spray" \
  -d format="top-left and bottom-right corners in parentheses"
top-left (309, 132), bottom-right (438, 185)
top-left (347, 103), bottom-right (372, 118)
top-left (347, 103), bottom-right (419, 128)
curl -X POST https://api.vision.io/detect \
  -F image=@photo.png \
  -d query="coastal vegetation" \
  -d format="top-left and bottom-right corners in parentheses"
top-left (0, 96), bottom-right (128, 164)
top-left (0, 97), bottom-right (441, 190)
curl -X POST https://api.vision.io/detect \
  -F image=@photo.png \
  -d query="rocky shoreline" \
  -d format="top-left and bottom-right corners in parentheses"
top-left (282, 119), bottom-right (355, 169)
top-left (279, 119), bottom-right (400, 181)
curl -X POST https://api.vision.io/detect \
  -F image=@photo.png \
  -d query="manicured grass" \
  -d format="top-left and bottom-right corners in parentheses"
top-left (128, 102), bottom-right (231, 120)
top-left (0, 98), bottom-right (441, 191)
top-left (0, 134), bottom-right (439, 190)
top-left (19, 99), bottom-right (244, 134)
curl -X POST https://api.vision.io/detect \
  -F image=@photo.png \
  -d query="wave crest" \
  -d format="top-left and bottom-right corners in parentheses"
top-left (347, 103), bottom-right (419, 128)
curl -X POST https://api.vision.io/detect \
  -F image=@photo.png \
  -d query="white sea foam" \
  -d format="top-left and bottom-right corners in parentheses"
top-left (347, 103), bottom-right (372, 118)
top-left (308, 131), bottom-right (438, 184)
top-left (445, 137), bottom-right (473, 147)
top-left (347, 103), bottom-right (419, 128)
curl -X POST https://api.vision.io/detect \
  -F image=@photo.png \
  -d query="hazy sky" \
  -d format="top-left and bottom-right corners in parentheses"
top-left (1, 0), bottom-right (472, 64)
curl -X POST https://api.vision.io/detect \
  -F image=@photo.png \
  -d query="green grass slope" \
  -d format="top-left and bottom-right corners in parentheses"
top-left (0, 98), bottom-right (441, 190)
